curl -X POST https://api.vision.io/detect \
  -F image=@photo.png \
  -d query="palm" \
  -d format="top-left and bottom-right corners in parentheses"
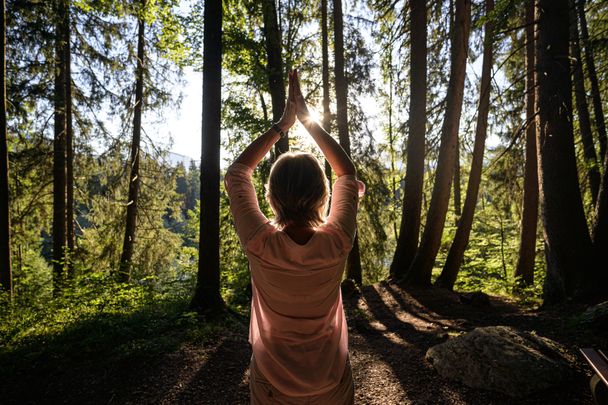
top-left (292, 70), bottom-right (310, 120)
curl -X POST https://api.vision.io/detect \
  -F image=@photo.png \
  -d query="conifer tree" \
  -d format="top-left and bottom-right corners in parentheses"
top-left (334, 0), bottom-right (362, 284)
top-left (190, 0), bottom-right (225, 313)
top-left (0, 0), bottom-right (11, 295)
top-left (118, 0), bottom-right (146, 281)
top-left (391, 0), bottom-right (427, 279)
top-left (404, 0), bottom-right (471, 286)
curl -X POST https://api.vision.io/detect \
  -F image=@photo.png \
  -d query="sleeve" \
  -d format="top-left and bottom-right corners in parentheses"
top-left (325, 174), bottom-right (366, 244)
top-left (224, 162), bottom-right (270, 249)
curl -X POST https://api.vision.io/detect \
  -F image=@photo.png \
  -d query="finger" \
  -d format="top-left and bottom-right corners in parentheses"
top-left (291, 72), bottom-right (296, 100)
top-left (294, 71), bottom-right (301, 97)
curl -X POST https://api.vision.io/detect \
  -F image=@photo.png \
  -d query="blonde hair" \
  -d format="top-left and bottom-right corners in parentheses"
top-left (266, 152), bottom-right (330, 228)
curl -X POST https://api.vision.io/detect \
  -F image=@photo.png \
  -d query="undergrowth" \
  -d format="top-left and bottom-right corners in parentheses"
top-left (0, 271), bottom-right (242, 380)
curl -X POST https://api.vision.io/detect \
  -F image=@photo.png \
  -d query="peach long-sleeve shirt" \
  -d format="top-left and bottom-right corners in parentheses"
top-left (224, 162), bottom-right (365, 397)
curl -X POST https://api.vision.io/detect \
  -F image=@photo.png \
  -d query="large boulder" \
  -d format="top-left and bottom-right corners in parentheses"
top-left (425, 326), bottom-right (572, 397)
top-left (580, 301), bottom-right (608, 330)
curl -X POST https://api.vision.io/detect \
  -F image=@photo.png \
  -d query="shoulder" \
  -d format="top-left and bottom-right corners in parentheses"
top-left (317, 223), bottom-right (353, 254)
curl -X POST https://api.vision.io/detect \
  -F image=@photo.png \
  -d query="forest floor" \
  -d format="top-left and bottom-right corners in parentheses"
top-left (1, 281), bottom-right (602, 404)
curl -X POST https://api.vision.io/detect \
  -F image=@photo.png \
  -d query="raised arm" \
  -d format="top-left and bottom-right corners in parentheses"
top-left (233, 75), bottom-right (297, 170)
top-left (292, 70), bottom-right (356, 177)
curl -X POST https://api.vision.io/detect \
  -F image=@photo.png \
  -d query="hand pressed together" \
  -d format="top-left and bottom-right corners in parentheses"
top-left (291, 70), bottom-right (310, 122)
top-left (276, 69), bottom-right (310, 132)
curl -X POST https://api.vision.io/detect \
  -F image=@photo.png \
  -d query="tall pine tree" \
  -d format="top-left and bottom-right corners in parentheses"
top-left (190, 0), bottom-right (225, 313)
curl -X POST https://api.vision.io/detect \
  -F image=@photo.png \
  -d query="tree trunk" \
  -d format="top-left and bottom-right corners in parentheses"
top-left (514, 0), bottom-right (538, 287)
top-left (388, 66), bottom-right (398, 240)
top-left (593, 141), bottom-right (608, 288)
top-left (570, 0), bottom-right (600, 204)
top-left (262, 0), bottom-right (288, 156)
top-left (436, 0), bottom-right (493, 290)
top-left (453, 142), bottom-right (461, 223)
top-left (118, 0), bottom-right (145, 281)
top-left (0, 0), bottom-right (11, 296)
top-left (576, 0), bottom-right (607, 164)
top-left (190, 0), bottom-right (225, 313)
top-left (537, 0), bottom-right (594, 303)
top-left (53, 0), bottom-right (68, 292)
top-left (65, 0), bottom-right (74, 277)
top-left (321, 0), bottom-right (332, 190)
top-left (403, 0), bottom-right (471, 287)
top-left (334, 0), bottom-right (362, 284)
top-left (390, 0), bottom-right (427, 279)
top-left (451, 0), bottom-right (460, 225)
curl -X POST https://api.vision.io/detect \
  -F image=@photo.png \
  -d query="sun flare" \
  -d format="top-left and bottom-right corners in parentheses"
top-left (290, 106), bottom-right (324, 150)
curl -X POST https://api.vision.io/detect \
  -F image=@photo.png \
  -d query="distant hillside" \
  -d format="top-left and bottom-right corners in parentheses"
top-left (167, 152), bottom-right (198, 169)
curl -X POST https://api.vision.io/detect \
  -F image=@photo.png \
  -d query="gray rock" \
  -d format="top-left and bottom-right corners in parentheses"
top-left (580, 301), bottom-right (608, 330)
top-left (425, 326), bottom-right (572, 397)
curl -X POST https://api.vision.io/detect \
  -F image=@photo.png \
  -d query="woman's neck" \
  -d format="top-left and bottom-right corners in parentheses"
top-left (282, 223), bottom-right (316, 245)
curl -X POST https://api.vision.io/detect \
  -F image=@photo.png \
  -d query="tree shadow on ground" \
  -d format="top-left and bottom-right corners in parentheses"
top-left (344, 284), bottom-right (481, 404)
top-left (172, 336), bottom-right (251, 404)
top-left (344, 282), bottom-right (595, 404)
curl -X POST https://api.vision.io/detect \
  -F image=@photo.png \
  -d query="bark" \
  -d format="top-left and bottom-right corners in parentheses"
top-left (403, 0), bottom-right (471, 286)
top-left (576, 0), bottom-right (607, 164)
top-left (514, 0), bottom-right (538, 287)
top-left (65, 0), bottom-right (74, 277)
top-left (334, 0), bottom-right (362, 284)
top-left (537, 0), bottom-right (594, 303)
top-left (118, 1), bottom-right (145, 281)
top-left (388, 68), bottom-right (398, 239)
top-left (0, 0), bottom-right (11, 295)
top-left (453, 143), bottom-right (461, 222)
top-left (593, 143), bottom-right (608, 288)
top-left (451, 1), bottom-right (461, 224)
top-left (390, 0), bottom-right (427, 279)
top-left (570, 1), bottom-right (600, 204)
top-left (436, 0), bottom-right (493, 290)
top-left (262, 0), bottom-right (288, 156)
top-left (321, 0), bottom-right (332, 191)
top-left (53, 0), bottom-right (68, 292)
top-left (190, 0), bottom-right (225, 313)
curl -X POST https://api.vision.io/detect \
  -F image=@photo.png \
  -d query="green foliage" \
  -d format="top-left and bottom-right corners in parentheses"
top-left (76, 148), bottom-right (184, 280)
top-left (0, 270), bottom-right (236, 381)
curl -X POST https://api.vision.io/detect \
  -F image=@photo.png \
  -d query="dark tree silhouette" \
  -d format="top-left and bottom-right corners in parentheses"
top-left (453, 145), bottom-right (461, 223)
top-left (262, 0), bottom-right (288, 155)
top-left (593, 142), bottom-right (608, 288)
top-left (570, 0), bottom-right (600, 204)
top-left (514, 0), bottom-right (538, 287)
top-left (390, 0), bottom-right (427, 279)
top-left (403, 0), bottom-right (471, 286)
top-left (321, 0), bottom-right (332, 188)
top-left (576, 0), bottom-right (607, 163)
top-left (436, 0), bottom-right (494, 290)
top-left (119, 0), bottom-right (145, 281)
top-left (333, 0), bottom-right (362, 285)
top-left (190, 0), bottom-right (225, 313)
top-left (53, 0), bottom-right (69, 291)
top-left (536, 0), bottom-right (594, 302)
top-left (0, 0), bottom-right (11, 295)
top-left (65, 0), bottom-right (74, 277)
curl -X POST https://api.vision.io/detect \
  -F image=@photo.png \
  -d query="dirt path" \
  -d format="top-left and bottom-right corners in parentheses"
top-left (108, 282), bottom-right (596, 404)
top-left (6, 282), bottom-right (597, 404)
